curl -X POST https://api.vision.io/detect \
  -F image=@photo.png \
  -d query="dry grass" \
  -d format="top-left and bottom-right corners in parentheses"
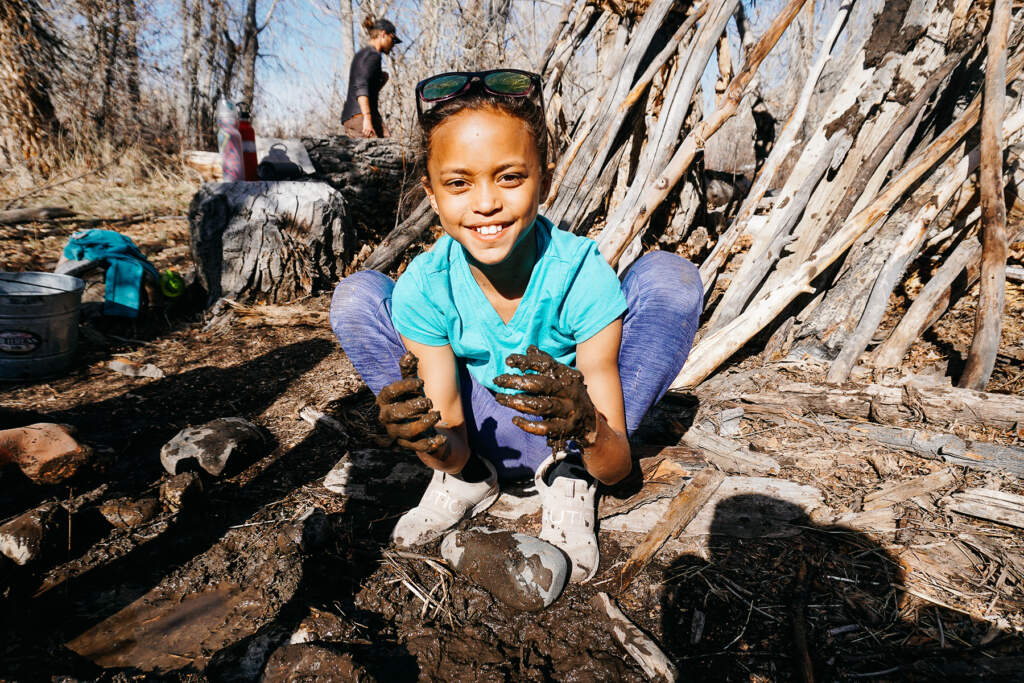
top-left (1, 139), bottom-right (196, 218)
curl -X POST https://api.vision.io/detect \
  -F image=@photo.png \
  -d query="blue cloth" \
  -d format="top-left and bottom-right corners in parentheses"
top-left (331, 251), bottom-right (703, 479)
top-left (391, 216), bottom-right (628, 392)
top-left (63, 229), bottom-right (159, 318)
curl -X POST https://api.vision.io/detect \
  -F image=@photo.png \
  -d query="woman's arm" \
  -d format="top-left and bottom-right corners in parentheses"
top-left (400, 336), bottom-right (471, 474)
top-left (574, 319), bottom-right (632, 485)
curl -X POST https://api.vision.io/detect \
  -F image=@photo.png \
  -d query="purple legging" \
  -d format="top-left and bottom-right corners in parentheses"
top-left (329, 250), bottom-right (702, 480)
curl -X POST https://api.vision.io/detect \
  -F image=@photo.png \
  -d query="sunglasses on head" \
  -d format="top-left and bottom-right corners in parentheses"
top-left (415, 69), bottom-right (543, 118)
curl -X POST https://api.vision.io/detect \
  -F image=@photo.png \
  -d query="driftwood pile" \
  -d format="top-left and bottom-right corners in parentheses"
top-left (366, 0), bottom-right (1023, 394)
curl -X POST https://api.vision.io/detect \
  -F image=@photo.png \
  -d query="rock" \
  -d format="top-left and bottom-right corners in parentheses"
top-left (440, 528), bottom-right (567, 611)
top-left (0, 502), bottom-right (64, 565)
top-left (98, 497), bottom-right (161, 529)
top-left (159, 418), bottom-right (265, 477)
top-left (289, 608), bottom-right (348, 645)
top-left (0, 423), bottom-right (92, 484)
top-left (159, 472), bottom-right (204, 514)
top-left (108, 358), bottom-right (165, 379)
top-left (263, 643), bottom-right (374, 682)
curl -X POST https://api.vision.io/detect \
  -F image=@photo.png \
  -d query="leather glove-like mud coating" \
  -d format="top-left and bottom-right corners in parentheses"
top-left (376, 352), bottom-right (449, 461)
top-left (493, 345), bottom-right (597, 449)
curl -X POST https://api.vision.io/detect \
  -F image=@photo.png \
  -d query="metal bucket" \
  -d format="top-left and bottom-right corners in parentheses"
top-left (0, 272), bottom-right (85, 381)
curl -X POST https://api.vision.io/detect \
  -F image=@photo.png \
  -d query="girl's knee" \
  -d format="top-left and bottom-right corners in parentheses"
top-left (624, 251), bottom-right (703, 318)
top-left (329, 270), bottom-right (394, 334)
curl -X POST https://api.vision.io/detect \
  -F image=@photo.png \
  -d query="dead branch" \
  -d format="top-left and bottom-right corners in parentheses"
top-left (960, 0), bottom-right (1012, 390)
top-left (671, 52), bottom-right (1024, 389)
top-left (698, 0), bottom-right (853, 294)
top-left (597, 0), bottom-right (809, 267)
top-left (616, 467), bottom-right (724, 592)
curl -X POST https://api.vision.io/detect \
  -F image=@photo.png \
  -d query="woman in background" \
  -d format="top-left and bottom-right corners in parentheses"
top-left (341, 17), bottom-right (401, 138)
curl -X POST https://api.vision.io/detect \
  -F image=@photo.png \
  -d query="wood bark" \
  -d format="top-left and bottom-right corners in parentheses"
top-left (959, 0), bottom-right (1011, 390)
top-left (736, 378), bottom-right (1024, 432)
top-left (698, 0), bottom-right (852, 294)
top-left (188, 181), bottom-right (351, 306)
top-left (302, 136), bottom-right (413, 239)
top-left (597, 0), bottom-right (797, 268)
top-left (672, 51), bottom-right (1024, 389)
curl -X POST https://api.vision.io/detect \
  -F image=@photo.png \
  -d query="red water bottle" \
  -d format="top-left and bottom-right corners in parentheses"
top-left (237, 105), bottom-right (258, 181)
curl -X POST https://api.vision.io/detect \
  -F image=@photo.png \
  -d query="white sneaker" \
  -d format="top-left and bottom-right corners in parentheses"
top-left (534, 453), bottom-right (599, 583)
top-left (391, 458), bottom-right (500, 548)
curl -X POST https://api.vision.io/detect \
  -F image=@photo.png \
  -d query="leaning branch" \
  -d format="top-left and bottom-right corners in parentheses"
top-left (959, 0), bottom-right (1012, 390)
top-left (599, 0), bottom-right (809, 267)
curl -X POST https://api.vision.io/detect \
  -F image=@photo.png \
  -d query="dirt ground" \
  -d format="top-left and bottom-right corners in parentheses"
top-left (1, 176), bottom-right (1023, 681)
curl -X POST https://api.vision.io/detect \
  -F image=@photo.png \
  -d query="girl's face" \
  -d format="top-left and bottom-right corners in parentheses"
top-left (424, 108), bottom-right (547, 269)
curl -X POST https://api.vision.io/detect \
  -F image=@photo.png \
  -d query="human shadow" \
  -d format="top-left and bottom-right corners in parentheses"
top-left (0, 340), bottom-right (336, 672)
top-left (205, 389), bottom-right (427, 681)
top-left (660, 494), bottom-right (1024, 681)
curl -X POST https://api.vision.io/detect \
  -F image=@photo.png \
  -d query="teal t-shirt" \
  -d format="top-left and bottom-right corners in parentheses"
top-left (391, 215), bottom-right (628, 392)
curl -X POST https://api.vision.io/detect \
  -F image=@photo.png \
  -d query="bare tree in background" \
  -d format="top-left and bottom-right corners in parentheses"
top-left (0, 0), bottom-right (62, 173)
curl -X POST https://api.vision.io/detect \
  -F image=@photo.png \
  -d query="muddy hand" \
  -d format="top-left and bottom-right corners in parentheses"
top-left (493, 345), bottom-right (597, 447)
top-left (377, 352), bottom-right (449, 461)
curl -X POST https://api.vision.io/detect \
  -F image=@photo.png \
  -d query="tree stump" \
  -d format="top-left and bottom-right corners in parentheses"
top-left (189, 181), bottom-right (351, 306)
top-left (301, 136), bottom-right (419, 239)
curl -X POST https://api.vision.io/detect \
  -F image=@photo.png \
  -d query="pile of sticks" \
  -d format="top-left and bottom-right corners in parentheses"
top-left (533, 0), bottom-right (1024, 392)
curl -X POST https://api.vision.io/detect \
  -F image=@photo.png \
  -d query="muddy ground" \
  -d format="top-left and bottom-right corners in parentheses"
top-left (1, 209), bottom-right (1023, 682)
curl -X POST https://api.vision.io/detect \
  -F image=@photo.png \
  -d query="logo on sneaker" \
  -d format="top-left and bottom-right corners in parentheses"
top-left (432, 489), bottom-right (464, 515)
top-left (544, 508), bottom-right (588, 526)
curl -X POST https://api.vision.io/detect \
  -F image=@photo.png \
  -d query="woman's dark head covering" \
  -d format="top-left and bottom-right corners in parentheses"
top-left (369, 18), bottom-right (402, 44)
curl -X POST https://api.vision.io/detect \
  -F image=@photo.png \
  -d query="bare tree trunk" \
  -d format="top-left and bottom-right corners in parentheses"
top-left (338, 0), bottom-right (355, 68)
top-left (124, 0), bottom-right (141, 126)
top-left (182, 0), bottom-right (204, 148)
top-left (240, 0), bottom-right (259, 111)
top-left (960, 0), bottom-right (1011, 390)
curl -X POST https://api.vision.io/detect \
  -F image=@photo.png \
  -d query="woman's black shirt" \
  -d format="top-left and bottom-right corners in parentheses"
top-left (342, 47), bottom-right (386, 122)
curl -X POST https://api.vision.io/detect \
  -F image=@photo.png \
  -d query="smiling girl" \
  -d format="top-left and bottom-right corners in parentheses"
top-left (330, 70), bottom-right (702, 582)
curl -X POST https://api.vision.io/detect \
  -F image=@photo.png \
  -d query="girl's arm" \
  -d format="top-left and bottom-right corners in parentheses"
top-left (574, 319), bottom-right (632, 485)
top-left (400, 336), bottom-right (471, 474)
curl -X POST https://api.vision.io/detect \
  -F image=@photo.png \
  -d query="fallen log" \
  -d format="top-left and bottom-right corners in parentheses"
top-left (863, 469), bottom-right (957, 511)
top-left (0, 207), bottom-right (75, 224)
top-left (748, 410), bottom-right (1024, 477)
top-left (301, 136), bottom-right (413, 238)
top-left (616, 467), bottom-right (724, 592)
top-left (736, 378), bottom-right (1024, 432)
top-left (681, 424), bottom-right (780, 474)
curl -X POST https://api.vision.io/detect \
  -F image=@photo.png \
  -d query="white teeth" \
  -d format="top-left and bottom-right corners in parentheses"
top-left (475, 225), bottom-right (503, 235)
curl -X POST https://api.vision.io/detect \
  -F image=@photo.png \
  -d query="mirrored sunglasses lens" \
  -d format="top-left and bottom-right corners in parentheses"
top-left (421, 75), bottom-right (469, 101)
top-left (483, 71), bottom-right (534, 95)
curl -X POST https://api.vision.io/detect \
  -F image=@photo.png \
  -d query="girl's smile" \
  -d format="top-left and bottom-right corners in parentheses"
top-left (424, 107), bottom-right (548, 271)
